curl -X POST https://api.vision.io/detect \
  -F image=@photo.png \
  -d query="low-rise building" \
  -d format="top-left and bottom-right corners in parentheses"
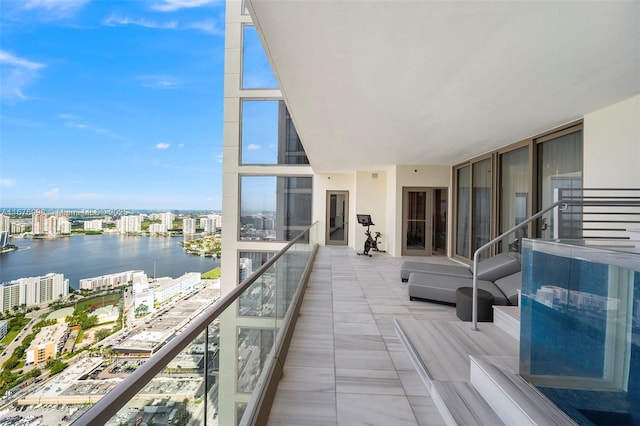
top-left (26, 323), bottom-right (69, 364)
top-left (79, 270), bottom-right (143, 291)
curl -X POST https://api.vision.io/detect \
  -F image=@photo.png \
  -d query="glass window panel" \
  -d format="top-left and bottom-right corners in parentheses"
top-left (472, 158), bottom-right (492, 259)
top-left (238, 251), bottom-right (277, 317)
top-left (241, 100), bottom-right (309, 165)
top-left (240, 176), bottom-right (312, 241)
top-left (500, 147), bottom-right (529, 254)
top-left (242, 25), bottom-right (278, 89)
top-left (236, 327), bottom-right (274, 393)
top-left (241, 100), bottom-right (279, 164)
top-left (456, 166), bottom-right (470, 258)
top-left (537, 130), bottom-right (583, 239)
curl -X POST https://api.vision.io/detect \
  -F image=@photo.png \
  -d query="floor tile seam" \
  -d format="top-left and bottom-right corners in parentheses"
top-left (328, 253), bottom-right (340, 420)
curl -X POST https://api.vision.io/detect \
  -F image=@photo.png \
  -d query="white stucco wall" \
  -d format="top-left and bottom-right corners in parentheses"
top-left (583, 95), bottom-right (640, 188)
top-left (354, 171), bottom-right (388, 253)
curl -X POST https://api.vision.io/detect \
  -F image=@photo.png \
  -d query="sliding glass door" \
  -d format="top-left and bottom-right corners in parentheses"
top-left (537, 127), bottom-right (583, 239)
top-left (499, 146), bottom-right (530, 253)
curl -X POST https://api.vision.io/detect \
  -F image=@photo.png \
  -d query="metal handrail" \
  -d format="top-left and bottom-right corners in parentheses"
top-left (73, 222), bottom-right (319, 425)
top-left (471, 201), bottom-right (567, 330)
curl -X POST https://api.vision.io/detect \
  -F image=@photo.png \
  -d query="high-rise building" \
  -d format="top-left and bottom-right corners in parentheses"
top-left (148, 223), bottom-right (167, 234)
top-left (215, 2), bottom-right (639, 424)
top-left (57, 216), bottom-right (71, 234)
top-left (0, 273), bottom-right (69, 311)
top-left (31, 209), bottom-right (46, 235)
top-left (0, 231), bottom-right (8, 249)
top-left (183, 218), bottom-right (196, 234)
top-left (84, 219), bottom-right (103, 231)
top-left (0, 214), bottom-right (10, 232)
top-left (117, 215), bottom-right (142, 233)
top-left (160, 212), bottom-right (175, 230)
top-left (10, 222), bottom-right (28, 234)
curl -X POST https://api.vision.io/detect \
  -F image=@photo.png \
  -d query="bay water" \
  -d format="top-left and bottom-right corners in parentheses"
top-left (0, 234), bottom-right (220, 289)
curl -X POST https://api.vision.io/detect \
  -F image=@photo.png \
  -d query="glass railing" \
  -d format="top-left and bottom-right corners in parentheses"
top-left (72, 222), bottom-right (320, 426)
top-left (520, 238), bottom-right (640, 425)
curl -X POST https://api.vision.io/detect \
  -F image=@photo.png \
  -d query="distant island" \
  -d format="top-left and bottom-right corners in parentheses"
top-left (181, 235), bottom-right (222, 258)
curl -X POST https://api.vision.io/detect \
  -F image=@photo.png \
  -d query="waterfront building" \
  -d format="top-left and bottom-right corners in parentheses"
top-left (148, 223), bottom-right (167, 234)
top-left (46, 215), bottom-right (57, 235)
top-left (183, 218), bottom-right (196, 234)
top-left (0, 273), bottom-right (69, 312)
top-left (25, 323), bottom-right (69, 365)
top-left (79, 270), bottom-right (144, 291)
top-left (116, 215), bottom-right (142, 233)
top-left (200, 215), bottom-right (221, 234)
top-left (83, 219), bottom-right (103, 231)
top-left (160, 212), bottom-right (175, 230)
top-left (31, 209), bottom-right (46, 235)
top-left (10, 222), bottom-right (28, 234)
top-left (57, 216), bottom-right (71, 234)
top-left (0, 214), bottom-right (9, 232)
top-left (0, 231), bottom-right (8, 249)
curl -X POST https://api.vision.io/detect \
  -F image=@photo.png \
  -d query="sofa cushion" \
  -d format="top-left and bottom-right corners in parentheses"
top-left (474, 253), bottom-right (521, 282)
top-left (407, 272), bottom-right (509, 306)
top-left (400, 261), bottom-right (471, 281)
top-left (493, 271), bottom-right (521, 306)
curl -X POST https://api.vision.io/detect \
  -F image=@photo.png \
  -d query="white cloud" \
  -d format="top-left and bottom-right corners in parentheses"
top-left (45, 187), bottom-right (60, 199)
top-left (103, 14), bottom-right (223, 36)
top-left (150, 0), bottom-right (219, 12)
top-left (0, 179), bottom-right (16, 187)
top-left (57, 114), bottom-right (128, 141)
top-left (178, 143), bottom-right (184, 148)
top-left (23, 0), bottom-right (89, 20)
top-left (0, 51), bottom-right (45, 71)
top-left (0, 50), bottom-right (46, 101)
top-left (156, 143), bottom-right (171, 149)
top-left (247, 144), bottom-right (261, 151)
top-left (187, 19), bottom-right (224, 36)
top-left (56, 113), bottom-right (76, 120)
top-left (136, 74), bottom-right (183, 90)
top-left (103, 15), bottom-right (178, 30)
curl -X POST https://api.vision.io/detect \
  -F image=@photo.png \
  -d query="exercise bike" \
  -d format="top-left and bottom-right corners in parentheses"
top-left (356, 214), bottom-right (385, 257)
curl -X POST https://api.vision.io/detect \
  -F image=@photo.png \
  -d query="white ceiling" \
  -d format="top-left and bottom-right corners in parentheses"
top-left (247, 0), bottom-right (640, 173)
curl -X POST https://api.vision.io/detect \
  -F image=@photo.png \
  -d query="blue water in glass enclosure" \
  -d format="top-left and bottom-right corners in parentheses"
top-left (520, 239), bottom-right (640, 425)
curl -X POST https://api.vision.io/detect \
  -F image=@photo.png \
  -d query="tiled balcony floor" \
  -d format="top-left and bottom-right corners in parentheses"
top-left (267, 246), bottom-right (464, 426)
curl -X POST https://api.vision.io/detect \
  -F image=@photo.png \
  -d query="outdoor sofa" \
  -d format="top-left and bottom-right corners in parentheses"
top-left (403, 253), bottom-right (521, 306)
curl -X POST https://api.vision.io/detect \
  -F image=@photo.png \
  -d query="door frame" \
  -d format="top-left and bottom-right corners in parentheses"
top-left (402, 187), bottom-right (448, 256)
top-left (402, 187), bottom-right (432, 256)
top-left (326, 190), bottom-right (349, 246)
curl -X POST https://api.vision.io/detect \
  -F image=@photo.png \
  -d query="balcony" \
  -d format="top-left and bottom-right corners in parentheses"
top-left (72, 220), bottom-right (640, 425)
top-left (72, 239), bottom-right (529, 425)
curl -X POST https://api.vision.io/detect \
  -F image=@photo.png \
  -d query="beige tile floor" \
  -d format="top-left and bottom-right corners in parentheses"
top-left (267, 246), bottom-right (462, 426)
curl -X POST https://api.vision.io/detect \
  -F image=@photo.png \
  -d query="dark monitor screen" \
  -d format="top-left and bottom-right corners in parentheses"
top-left (357, 214), bottom-right (373, 226)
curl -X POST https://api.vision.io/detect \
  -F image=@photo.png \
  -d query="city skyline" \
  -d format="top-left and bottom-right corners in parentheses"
top-left (0, 0), bottom-right (229, 210)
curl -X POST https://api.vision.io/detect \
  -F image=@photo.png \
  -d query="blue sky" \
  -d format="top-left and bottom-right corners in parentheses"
top-left (0, 0), bottom-right (226, 210)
